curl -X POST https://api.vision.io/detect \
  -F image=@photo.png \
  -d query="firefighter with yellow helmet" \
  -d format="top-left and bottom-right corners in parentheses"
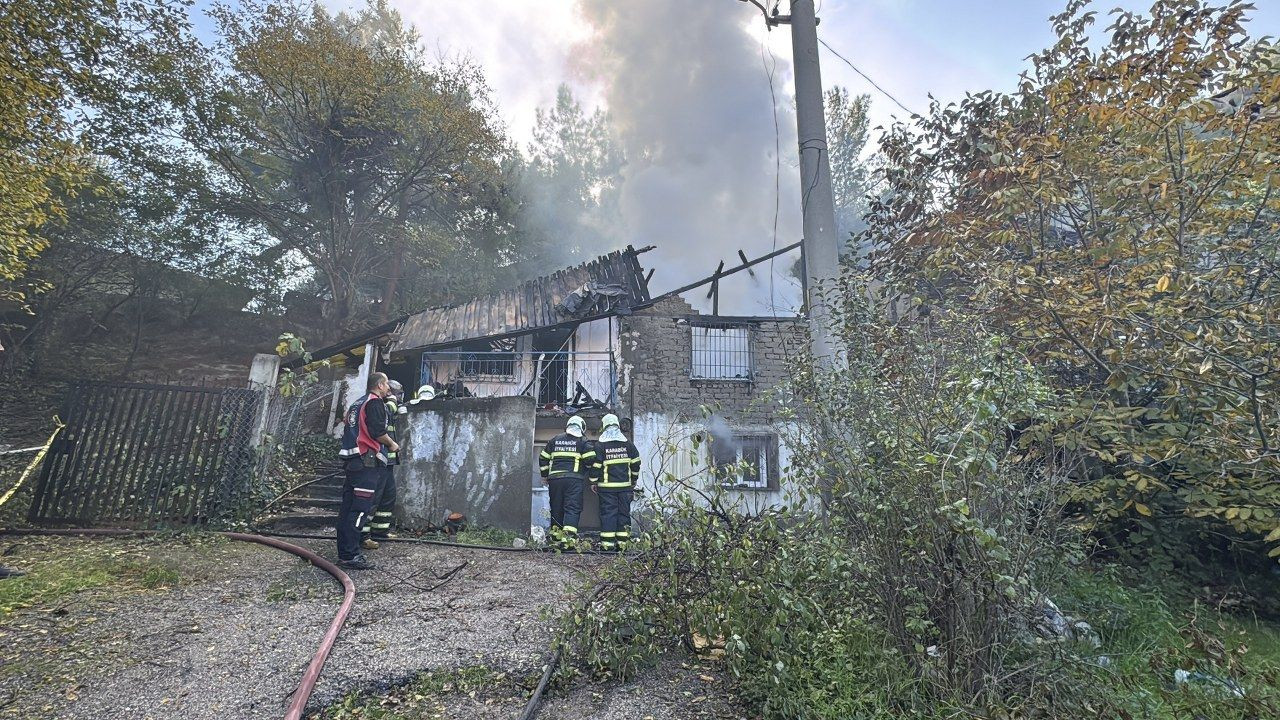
top-left (539, 415), bottom-right (596, 550)
top-left (590, 414), bottom-right (639, 551)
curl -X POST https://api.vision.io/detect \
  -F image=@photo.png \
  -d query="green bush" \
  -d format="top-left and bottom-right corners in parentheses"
top-left (561, 277), bottom-right (1280, 718)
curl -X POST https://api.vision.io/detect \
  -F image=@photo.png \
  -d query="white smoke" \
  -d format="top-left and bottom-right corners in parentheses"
top-left (574, 0), bottom-right (804, 316)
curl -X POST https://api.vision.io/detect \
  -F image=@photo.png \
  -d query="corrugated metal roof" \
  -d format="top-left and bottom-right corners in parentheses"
top-left (391, 247), bottom-right (651, 352)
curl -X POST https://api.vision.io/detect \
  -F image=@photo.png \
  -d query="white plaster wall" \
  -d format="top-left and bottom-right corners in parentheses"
top-left (422, 336), bottom-right (533, 398)
top-left (569, 317), bottom-right (619, 404)
top-left (630, 412), bottom-right (807, 517)
top-left (329, 342), bottom-right (376, 438)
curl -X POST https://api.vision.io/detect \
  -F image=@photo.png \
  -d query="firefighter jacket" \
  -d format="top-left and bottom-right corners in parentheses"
top-left (384, 397), bottom-right (406, 465)
top-left (592, 439), bottom-right (640, 489)
top-left (338, 393), bottom-right (388, 465)
top-left (539, 433), bottom-right (597, 481)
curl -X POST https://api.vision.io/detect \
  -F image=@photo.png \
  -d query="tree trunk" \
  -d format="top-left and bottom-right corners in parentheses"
top-left (379, 199), bottom-right (408, 321)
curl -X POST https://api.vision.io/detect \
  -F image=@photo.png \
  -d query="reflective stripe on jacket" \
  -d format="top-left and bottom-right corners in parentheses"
top-left (384, 398), bottom-right (403, 464)
top-left (338, 394), bottom-right (387, 463)
top-left (539, 433), bottom-right (597, 480)
top-left (593, 439), bottom-right (640, 489)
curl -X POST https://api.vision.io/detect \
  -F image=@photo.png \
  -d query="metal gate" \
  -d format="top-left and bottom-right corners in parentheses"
top-left (28, 381), bottom-right (262, 527)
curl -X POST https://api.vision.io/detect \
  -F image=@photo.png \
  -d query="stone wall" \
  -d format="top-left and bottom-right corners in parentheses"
top-left (619, 297), bottom-right (810, 514)
top-left (618, 296), bottom-right (807, 423)
top-left (394, 396), bottom-right (534, 533)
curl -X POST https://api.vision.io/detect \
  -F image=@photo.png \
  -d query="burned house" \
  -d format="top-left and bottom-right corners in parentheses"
top-left (297, 243), bottom-right (808, 533)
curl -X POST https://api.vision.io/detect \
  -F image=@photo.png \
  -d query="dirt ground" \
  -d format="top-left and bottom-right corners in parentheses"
top-left (0, 534), bottom-right (744, 720)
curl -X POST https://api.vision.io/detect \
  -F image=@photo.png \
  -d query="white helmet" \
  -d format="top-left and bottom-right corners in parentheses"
top-left (601, 413), bottom-right (620, 429)
top-left (408, 384), bottom-right (436, 406)
top-left (566, 415), bottom-right (585, 437)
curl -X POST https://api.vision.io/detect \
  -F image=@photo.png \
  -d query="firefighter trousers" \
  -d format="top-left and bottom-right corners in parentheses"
top-left (598, 489), bottom-right (633, 550)
top-left (364, 465), bottom-right (396, 539)
top-left (548, 476), bottom-right (584, 546)
top-left (337, 461), bottom-right (382, 561)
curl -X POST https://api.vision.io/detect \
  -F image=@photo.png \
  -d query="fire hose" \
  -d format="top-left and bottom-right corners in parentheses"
top-left (1, 425), bottom-right (588, 718)
top-left (253, 529), bottom-right (629, 556)
top-left (2, 527), bottom-right (353, 720)
top-left (0, 526), bottom-right (602, 719)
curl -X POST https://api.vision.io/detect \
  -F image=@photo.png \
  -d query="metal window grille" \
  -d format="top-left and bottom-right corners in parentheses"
top-left (460, 352), bottom-right (517, 380)
top-left (418, 350), bottom-right (618, 406)
top-left (713, 434), bottom-right (777, 490)
top-left (456, 338), bottom-right (518, 381)
top-left (690, 324), bottom-right (753, 381)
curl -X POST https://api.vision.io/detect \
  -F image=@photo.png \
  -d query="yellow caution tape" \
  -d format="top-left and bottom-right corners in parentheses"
top-left (0, 416), bottom-right (64, 509)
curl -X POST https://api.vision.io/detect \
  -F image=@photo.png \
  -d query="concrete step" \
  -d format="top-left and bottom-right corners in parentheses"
top-left (290, 496), bottom-right (342, 510)
top-left (259, 511), bottom-right (334, 531)
top-left (300, 479), bottom-right (344, 496)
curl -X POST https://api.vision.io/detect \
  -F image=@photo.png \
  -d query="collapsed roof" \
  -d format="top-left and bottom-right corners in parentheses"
top-left (390, 246), bottom-right (652, 352)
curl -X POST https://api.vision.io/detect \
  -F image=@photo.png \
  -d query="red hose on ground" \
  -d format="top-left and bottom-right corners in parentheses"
top-left (2, 528), bottom-right (355, 720)
top-left (224, 531), bottom-right (355, 720)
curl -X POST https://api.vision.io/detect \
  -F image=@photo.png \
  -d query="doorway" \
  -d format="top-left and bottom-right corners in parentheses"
top-left (532, 328), bottom-right (573, 407)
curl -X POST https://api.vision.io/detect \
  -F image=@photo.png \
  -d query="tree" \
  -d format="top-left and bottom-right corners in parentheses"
top-left (183, 0), bottom-right (513, 331)
top-left (825, 87), bottom-right (873, 260)
top-left (520, 84), bottom-right (625, 267)
top-left (867, 0), bottom-right (1280, 564)
top-left (0, 164), bottom-right (245, 373)
top-left (0, 0), bottom-right (189, 302)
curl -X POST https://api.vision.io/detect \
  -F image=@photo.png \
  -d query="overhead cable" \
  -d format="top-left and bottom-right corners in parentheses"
top-left (817, 37), bottom-right (919, 117)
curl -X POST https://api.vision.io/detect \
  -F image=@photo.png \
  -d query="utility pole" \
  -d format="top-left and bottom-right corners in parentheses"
top-left (744, 0), bottom-right (842, 367)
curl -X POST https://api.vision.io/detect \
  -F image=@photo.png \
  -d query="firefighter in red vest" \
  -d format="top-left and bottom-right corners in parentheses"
top-left (336, 372), bottom-right (397, 569)
top-left (363, 379), bottom-right (406, 548)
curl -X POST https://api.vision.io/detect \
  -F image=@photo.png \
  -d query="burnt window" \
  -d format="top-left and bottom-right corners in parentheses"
top-left (712, 433), bottom-right (778, 491)
top-left (459, 338), bottom-right (517, 380)
top-left (690, 323), bottom-right (752, 381)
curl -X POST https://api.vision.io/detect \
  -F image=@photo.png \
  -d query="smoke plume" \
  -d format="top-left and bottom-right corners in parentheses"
top-left (574, 0), bottom-right (803, 315)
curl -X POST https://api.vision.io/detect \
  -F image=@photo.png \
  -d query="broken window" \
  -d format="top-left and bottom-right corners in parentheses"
top-left (712, 433), bottom-right (778, 490)
top-left (458, 338), bottom-right (518, 380)
top-left (690, 323), bottom-right (752, 380)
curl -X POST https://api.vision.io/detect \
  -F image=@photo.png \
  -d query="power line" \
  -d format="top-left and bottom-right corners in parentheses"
top-left (817, 37), bottom-right (918, 117)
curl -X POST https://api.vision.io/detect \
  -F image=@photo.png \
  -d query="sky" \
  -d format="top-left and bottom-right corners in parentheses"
top-left (189, 0), bottom-right (1280, 314)
top-left (359, 0), bottom-right (1280, 146)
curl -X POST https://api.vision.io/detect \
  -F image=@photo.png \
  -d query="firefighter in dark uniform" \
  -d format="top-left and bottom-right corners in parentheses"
top-left (336, 372), bottom-right (397, 570)
top-left (362, 379), bottom-right (406, 549)
top-left (539, 415), bottom-right (595, 551)
top-left (591, 414), bottom-right (640, 551)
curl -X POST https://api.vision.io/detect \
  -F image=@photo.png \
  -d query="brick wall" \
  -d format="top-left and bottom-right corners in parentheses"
top-left (619, 296), bottom-right (807, 423)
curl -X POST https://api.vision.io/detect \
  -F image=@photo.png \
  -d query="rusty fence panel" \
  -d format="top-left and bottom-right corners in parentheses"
top-left (28, 381), bottom-right (263, 528)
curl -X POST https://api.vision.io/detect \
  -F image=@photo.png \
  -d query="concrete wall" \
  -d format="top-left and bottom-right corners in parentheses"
top-left (394, 396), bottom-right (535, 533)
top-left (618, 298), bottom-right (805, 423)
top-left (629, 412), bottom-right (806, 515)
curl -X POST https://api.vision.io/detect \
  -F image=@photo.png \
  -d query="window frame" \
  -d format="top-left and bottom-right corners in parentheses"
top-left (712, 432), bottom-right (779, 491)
top-left (688, 322), bottom-right (754, 382)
